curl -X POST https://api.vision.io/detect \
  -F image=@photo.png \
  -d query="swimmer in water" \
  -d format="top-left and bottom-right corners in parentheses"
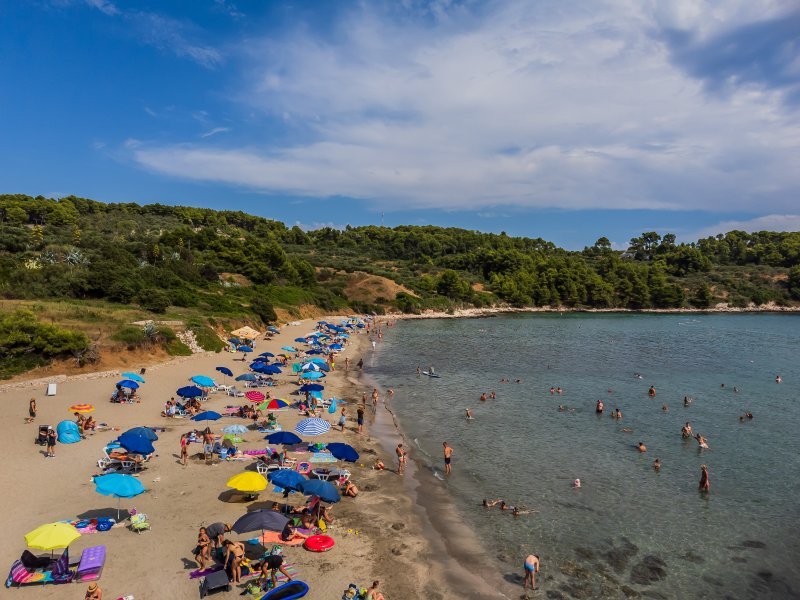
top-left (482, 498), bottom-right (502, 508)
top-left (684, 396), bottom-right (692, 407)
top-left (699, 465), bottom-right (710, 492)
top-left (556, 387), bottom-right (563, 394)
top-left (653, 458), bottom-right (661, 472)
top-left (480, 393), bottom-right (487, 402)
top-left (638, 442), bottom-right (647, 452)
top-left (776, 375), bottom-right (782, 383)
top-left (694, 434), bottom-right (709, 449)
top-left (662, 404), bottom-right (669, 412)
top-left (573, 478), bottom-right (581, 488)
top-left (596, 399), bottom-right (604, 414)
top-left (549, 387), bottom-right (555, 395)
top-left (465, 408), bottom-right (474, 420)
top-left (558, 405), bottom-right (565, 412)
top-left (416, 366), bottom-right (421, 377)
top-left (490, 391), bottom-right (496, 400)
top-left (615, 408), bottom-right (622, 419)
top-left (648, 386), bottom-right (657, 397)
top-left (681, 422), bottom-right (693, 438)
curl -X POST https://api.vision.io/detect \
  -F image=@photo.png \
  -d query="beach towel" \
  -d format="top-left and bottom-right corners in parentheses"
top-left (310, 453), bottom-right (337, 464)
top-left (258, 532), bottom-right (304, 546)
top-left (62, 518), bottom-right (117, 534)
top-left (243, 449), bottom-right (269, 456)
top-left (189, 561), bottom-right (297, 582)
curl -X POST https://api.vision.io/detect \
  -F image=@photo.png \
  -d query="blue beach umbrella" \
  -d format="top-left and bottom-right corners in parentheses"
top-left (267, 326), bottom-right (280, 333)
top-left (123, 427), bottom-right (158, 441)
top-left (222, 425), bottom-right (249, 435)
top-left (301, 371), bottom-right (325, 380)
top-left (192, 411), bottom-right (222, 422)
top-left (296, 417), bottom-right (331, 436)
top-left (297, 479), bottom-right (340, 503)
top-left (329, 344), bottom-right (343, 351)
top-left (265, 431), bottom-right (302, 445)
top-left (299, 383), bottom-right (324, 393)
top-left (238, 346), bottom-right (253, 353)
top-left (191, 375), bottom-right (216, 387)
top-left (258, 352), bottom-right (275, 358)
top-left (116, 379), bottom-right (139, 389)
top-left (228, 337), bottom-right (241, 345)
top-left (305, 349), bottom-right (323, 355)
top-left (236, 373), bottom-right (257, 382)
top-left (232, 510), bottom-right (289, 534)
top-left (121, 372), bottom-right (145, 383)
top-left (94, 473), bottom-right (146, 519)
top-left (176, 385), bottom-right (203, 398)
top-left (216, 366), bottom-right (233, 377)
top-left (326, 442), bottom-right (359, 463)
top-left (267, 469), bottom-right (307, 492)
top-left (294, 337), bottom-right (310, 343)
top-left (118, 431), bottom-right (155, 455)
top-left (281, 346), bottom-right (297, 352)
top-left (308, 358), bottom-right (327, 365)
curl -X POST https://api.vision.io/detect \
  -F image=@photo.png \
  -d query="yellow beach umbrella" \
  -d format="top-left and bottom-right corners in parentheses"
top-left (226, 472), bottom-right (268, 493)
top-left (69, 404), bottom-right (95, 413)
top-left (24, 522), bottom-right (80, 551)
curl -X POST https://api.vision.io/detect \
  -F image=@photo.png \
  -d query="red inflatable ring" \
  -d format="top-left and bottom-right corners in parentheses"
top-left (304, 535), bottom-right (335, 552)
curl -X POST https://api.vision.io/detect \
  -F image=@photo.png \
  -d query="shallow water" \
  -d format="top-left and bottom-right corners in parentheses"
top-left (369, 314), bottom-right (800, 599)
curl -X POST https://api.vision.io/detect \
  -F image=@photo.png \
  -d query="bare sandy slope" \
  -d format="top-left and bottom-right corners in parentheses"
top-left (0, 318), bottom-right (468, 600)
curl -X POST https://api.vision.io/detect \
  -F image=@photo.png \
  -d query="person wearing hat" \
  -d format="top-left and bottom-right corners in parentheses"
top-left (85, 582), bottom-right (102, 599)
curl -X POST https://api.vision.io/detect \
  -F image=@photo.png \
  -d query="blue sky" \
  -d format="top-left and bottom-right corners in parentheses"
top-left (2, 0), bottom-right (799, 249)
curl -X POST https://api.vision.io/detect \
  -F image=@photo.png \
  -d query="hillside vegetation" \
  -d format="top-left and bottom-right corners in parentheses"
top-left (1, 194), bottom-right (799, 377)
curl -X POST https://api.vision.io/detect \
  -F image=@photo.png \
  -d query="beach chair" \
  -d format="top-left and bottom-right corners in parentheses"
top-left (76, 545), bottom-right (106, 582)
top-left (129, 513), bottom-right (150, 533)
top-left (256, 462), bottom-right (269, 475)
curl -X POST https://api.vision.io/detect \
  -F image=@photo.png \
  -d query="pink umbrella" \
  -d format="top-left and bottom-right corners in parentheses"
top-left (245, 390), bottom-right (265, 402)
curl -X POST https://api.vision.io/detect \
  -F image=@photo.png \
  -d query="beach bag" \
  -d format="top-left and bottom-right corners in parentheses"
top-left (269, 544), bottom-right (283, 556)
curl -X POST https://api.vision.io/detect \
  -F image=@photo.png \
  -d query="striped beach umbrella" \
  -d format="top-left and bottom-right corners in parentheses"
top-left (69, 404), bottom-right (95, 413)
top-left (295, 417), bottom-right (331, 436)
top-left (245, 390), bottom-right (265, 402)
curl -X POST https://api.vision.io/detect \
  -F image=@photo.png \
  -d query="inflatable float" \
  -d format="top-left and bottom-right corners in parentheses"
top-left (304, 535), bottom-right (334, 552)
top-left (260, 580), bottom-right (309, 600)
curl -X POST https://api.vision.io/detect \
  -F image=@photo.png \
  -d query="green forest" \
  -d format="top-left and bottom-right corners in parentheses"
top-left (1, 194), bottom-right (799, 377)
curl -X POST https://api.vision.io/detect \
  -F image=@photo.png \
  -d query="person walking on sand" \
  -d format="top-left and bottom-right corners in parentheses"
top-left (25, 398), bottom-right (37, 423)
top-left (46, 427), bottom-right (56, 458)
top-left (180, 433), bottom-right (189, 466)
top-left (339, 408), bottom-right (347, 432)
top-left (523, 554), bottom-right (539, 590)
top-left (357, 405), bottom-right (365, 434)
top-left (443, 442), bottom-right (453, 474)
top-left (699, 464), bottom-right (710, 492)
top-left (396, 444), bottom-right (407, 474)
top-left (344, 357), bottom-right (350, 372)
top-left (357, 358), bottom-right (363, 370)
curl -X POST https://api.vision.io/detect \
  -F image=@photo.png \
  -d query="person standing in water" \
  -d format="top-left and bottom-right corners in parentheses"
top-left (648, 386), bottom-right (657, 397)
top-left (443, 442), bottom-right (453, 474)
top-left (596, 399), bottom-right (604, 414)
top-left (465, 408), bottom-right (474, 420)
top-left (429, 365), bottom-right (435, 375)
top-left (480, 392), bottom-right (487, 402)
top-left (699, 464), bottom-right (710, 492)
top-left (523, 554), bottom-right (540, 590)
top-left (396, 444), bottom-right (407, 475)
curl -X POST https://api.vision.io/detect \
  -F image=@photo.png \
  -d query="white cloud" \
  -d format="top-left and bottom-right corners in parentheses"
top-left (200, 127), bottom-right (231, 138)
top-left (686, 215), bottom-right (800, 240)
top-left (84, 0), bottom-right (118, 16)
top-left (130, 0), bottom-right (800, 212)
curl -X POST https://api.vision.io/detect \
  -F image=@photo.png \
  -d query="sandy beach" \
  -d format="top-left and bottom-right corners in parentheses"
top-left (0, 317), bottom-right (496, 600)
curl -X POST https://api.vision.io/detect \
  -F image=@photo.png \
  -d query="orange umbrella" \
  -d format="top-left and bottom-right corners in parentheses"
top-left (69, 404), bottom-right (95, 413)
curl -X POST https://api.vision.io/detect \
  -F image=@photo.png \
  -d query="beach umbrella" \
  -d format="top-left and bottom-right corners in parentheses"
top-left (329, 344), bottom-right (343, 351)
top-left (116, 379), bottom-right (139, 389)
top-left (94, 474), bottom-right (145, 519)
top-left (265, 431), bottom-right (302, 445)
top-left (118, 431), bottom-right (155, 455)
top-left (121, 372), bottom-right (145, 383)
top-left (24, 522), bottom-right (80, 551)
top-left (301, 362), bottom-right (321, 372)
top-left (305, 349), bottom-right (323, 355)
top-left (294, 337), bottom-right (310, 343)
top-left (245, 390), bottom-right (265, 402)
top-left (238, 346), bottom-right (253, 353)
top-left (326, 442), bottom-right (359, 463)
top-left (227, 472), bottom-right (267, 494)
top-left (222, 424), bottom-right (249, 435)
top-left (258, 352), bottom-right (275, 358)
top-left (296, 417), bottom-right (331, 436)
top-left (236, 373), bottom-right (257, 382)
top-left (267, 469), bottom-right (307, 492)
top-left (301, 371), bottom-right (325, 380)
top-left (299, 383), bottom-right (324, 393)
top-left (308, 358), bottom-right (328, 365)
top-left (256, 401), bottom-right (271, 411)
top-left (267, 326), bottom-right (280, 333)
top-left (266, 398), bottom-right (290, 410)
top-left (191, 375), bottom-right (216, 387)
top-left (176, 385), bottom-right (203, 398)
top-left (253, 364), bottom-right (282, 375)
top-left (216, 366), bottom-right (233, 377)
top-left (123, 426), bottom-right (158, 441)
top-left (297, 479), bottom-right (340, 503)
top-left (232, 509), bottom-right (289, 534)
top-left (192, 411), bottom-right (222, 422)
top-left (69, 403), bottom-right (95, 414)
top-left (228, 337), bottom-right (241, 345)
top-left (281, 346), bottom-right (297, 352)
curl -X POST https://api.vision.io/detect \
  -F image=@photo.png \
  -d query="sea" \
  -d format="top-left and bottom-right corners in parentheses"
top-left (367, 313), bottom-right (800, 599)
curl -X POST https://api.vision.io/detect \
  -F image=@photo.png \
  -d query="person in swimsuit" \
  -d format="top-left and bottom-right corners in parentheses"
top-left (339, 408), bottom-right (347, 432)
top-left (280, 522), bottom-right (308, 543)
top-left (596, 399), bottom-right (604, 414)
top-left (357, 405), bottom-right (365, 433)
top-left (653, 458), bottom-right (661, 472)
top-left (26, 398), bottom-right (36, 423)
top-left (180, 434), bottom-right (189, 466)
top-left (223, 539), bottom-right (246, 584)
top-left (480, 392), bottom-right (487, 402)
top-left (365, 580), bottom-right (386, 600)
top-left (260, 554), bottom-right (293, 589)
top-left (615, 408), bottom-right (622, 419)
top-left (490, 391), bottom-right (496, 400)
top-left (85, 582), bottom-right (102, 599)
top-left (343, 481), bottom-right (359, 497)
top-left (396, 444), bottom-right (407, 475)
top-left (523, 554), bottom-right (539, 590)
top-left (194, 527), bottom-right (211, 569)
top-left (648, 386), bottom-right (657, 397)
top-left (699, 464), bottom-right (710, 492)
top-left (694, 434), bottom-right (709, 449)
top-left (684, 396), bottom-right (692, 406)
top-left (483, 498), bottom-right (502, 508)
top-left (681, 422), bottom-right (693, 438)
top-left (466, 408), bottom-right (474, 420)
top-left (443, 442), bottom-right (453, 475)
top-left (638, 442), bottom-right (647, 452)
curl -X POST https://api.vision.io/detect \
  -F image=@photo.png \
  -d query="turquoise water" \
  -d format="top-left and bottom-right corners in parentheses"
top-left (369, 314), bottom-right (800, 599)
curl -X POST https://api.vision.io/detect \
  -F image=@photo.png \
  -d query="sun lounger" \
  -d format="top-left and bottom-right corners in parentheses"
top-left (5, 549), bottom-right (72, 588)
top-left (76, 545), bottom-right (106, 582)
top-left (46, 383), bottom-right (57, 396)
